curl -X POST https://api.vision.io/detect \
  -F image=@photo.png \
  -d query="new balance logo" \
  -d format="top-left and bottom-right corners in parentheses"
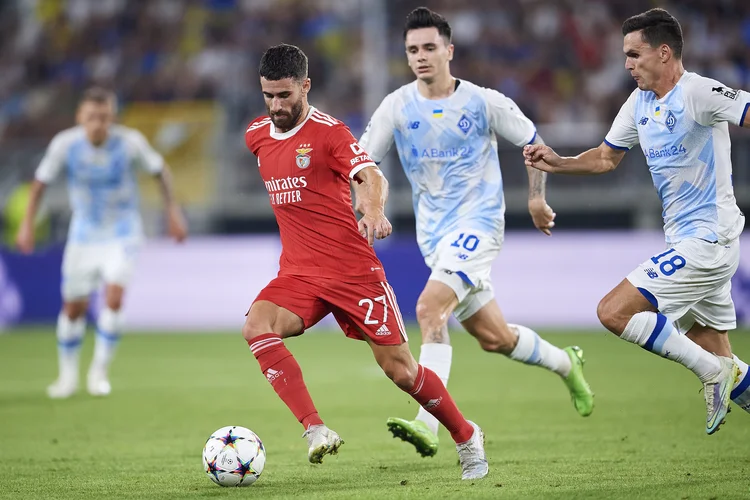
top-left (644, 267), bottom-right (659, 279)
top-left (424, 397), bottom-right (442, 410)
top-left (265, 368), bottom-right (283, 383)
top-left (638, 117), bottom-right (649, 126)
top-left (375, 324), bottom-right (391, 336)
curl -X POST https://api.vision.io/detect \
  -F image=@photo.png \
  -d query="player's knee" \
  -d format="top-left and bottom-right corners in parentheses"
top-left (63, 302), bottom-right (87, 321)
top-left (106, 296), bottom-right (123, 311)
top-left (380, 358), bottom-right (417, 390)
top-left (416, 302), bottom-right (445, 338)
top-left (241, 319), bottom-right (268, 343)
top-left (478, 333), bottom-right (515, 354)
top-left (596, 296), bottom-right (625, 335)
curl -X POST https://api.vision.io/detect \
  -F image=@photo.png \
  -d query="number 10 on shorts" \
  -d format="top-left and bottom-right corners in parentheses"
top-left (651, 248), bottom-right (686, 276)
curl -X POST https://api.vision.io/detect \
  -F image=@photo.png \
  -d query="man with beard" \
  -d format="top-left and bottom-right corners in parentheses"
top-left (242, 44), bottom-right (488, 480)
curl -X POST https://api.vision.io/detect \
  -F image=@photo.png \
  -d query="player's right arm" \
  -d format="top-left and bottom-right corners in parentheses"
top-left (523, 90), bottom-right (637, 175)
top-left (354, 94), bottom-right (397, 215)
top-left (523, 142), bottom-right (627, 175)
top-left (16, 132), bottom-right (68, 253)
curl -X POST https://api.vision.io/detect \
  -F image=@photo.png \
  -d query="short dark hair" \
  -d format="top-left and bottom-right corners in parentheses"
top-left (622, 8), bottom-right (683, 59)
top-left (403, 7), bottom-right (451, 42)
top-left (80, 87), bottom-right (116, 105)
top-left (259, 44), bottom-right (308, 81)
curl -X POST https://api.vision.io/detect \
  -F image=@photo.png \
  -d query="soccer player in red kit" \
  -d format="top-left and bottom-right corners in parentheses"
top-left (243, 44), bottom-right (488, 480)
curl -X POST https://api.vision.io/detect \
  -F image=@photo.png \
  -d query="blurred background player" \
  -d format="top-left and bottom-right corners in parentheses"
top-left (243, 44), bottom-right (487, 480)
top-left (15, 87), bottom-right (187, 398)
top-left (524, 8), bottom-right (750, 433)
top-left (358, 7), bottom-right (594, 456)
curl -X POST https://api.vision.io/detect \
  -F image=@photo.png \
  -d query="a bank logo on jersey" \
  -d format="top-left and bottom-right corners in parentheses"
top-left (295, 144), bottom-right (313, 169)
top-left (665, 110), bottom-right (676, 133)
top-left (457, 114), bottom-right (472, 134)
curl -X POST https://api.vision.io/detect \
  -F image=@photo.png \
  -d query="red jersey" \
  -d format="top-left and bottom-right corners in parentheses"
top-left (245, 106), bottom-right (386, 283)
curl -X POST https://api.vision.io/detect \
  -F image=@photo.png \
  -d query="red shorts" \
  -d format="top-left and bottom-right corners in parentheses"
top-left (253, 275), bottom-right (408, 346)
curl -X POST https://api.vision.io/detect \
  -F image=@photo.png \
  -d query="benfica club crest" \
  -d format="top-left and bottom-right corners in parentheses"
top-left (295, 145), bottom-right (313, 169)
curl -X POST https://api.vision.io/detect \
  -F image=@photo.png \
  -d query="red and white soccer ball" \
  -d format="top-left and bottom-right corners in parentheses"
top-left (202, 426), bottom-right (266, 487)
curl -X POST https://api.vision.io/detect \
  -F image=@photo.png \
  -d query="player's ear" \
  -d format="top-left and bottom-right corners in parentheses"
top-left (660, 44), bottom-right (670, 63)
top-left (301, 78), bottom-right (311, 95)
top-left (447, 43), bottom-right (454, 62)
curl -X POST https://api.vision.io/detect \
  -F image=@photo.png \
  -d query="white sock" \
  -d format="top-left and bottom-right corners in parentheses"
top-left (56, 313), bottom-right (86, 381)
top-left (508, 324), bottom-right (572, 378)
top-left (621, 312), bottom-right (720, 383)
top-left (731, 355), bottom-right (750, 412)
top-left (414, 343), bottom-right (452, 435)
top-left (91, 308), bottom-right (123, 374)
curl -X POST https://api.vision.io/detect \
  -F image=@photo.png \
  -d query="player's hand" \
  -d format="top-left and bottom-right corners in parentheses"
top-left (15, 221), bottom-right (35, 254)
top-left (523, 144), bottom-right (563, 173)
top-left (167, 203), bottom-right (188, 243)
top-left (358, 211), bottom-right (392, 246)
top-left (528, 199), bottom-right (556, 236)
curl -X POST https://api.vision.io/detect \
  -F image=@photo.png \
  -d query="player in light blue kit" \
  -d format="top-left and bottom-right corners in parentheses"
top-left (358, 7), bottom-right (594, 457)
top-left (525, 8), bottom-right (750, 434)
top-left (16, 88), bottom-right (187, 399)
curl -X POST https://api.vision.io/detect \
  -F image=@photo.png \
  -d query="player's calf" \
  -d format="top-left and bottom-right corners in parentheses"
top-left (48, 311), bottom-right (86, 399)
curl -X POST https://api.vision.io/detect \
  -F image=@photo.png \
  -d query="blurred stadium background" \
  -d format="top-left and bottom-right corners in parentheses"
top-left (1, 0), bottom-right (750, 330)
top-left (3, 2), bottom-right (750, 499)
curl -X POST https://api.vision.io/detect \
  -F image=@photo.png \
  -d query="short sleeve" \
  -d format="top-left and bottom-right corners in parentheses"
top-left (35, 132), bottom-right (69, 184)
top-left (359, 93), bottom-right (396, 163)
top-left (683, 75), bottom-right (750, 127)
top-left (604, 90), bottom-right (639, 150)
top-left (127, 129), bottom-right (164, 174)
top-left (482, 88), bottom-right (537, 147)
top-left (328, 123), bottom-right (378, 179)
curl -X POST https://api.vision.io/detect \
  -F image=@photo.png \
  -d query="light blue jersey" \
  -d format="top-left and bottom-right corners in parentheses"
top-left (606, 72), bottom-right (749, 245)
top-left (360, 80), bottom-right (536, 258)
top-left (35, 125), bottom-right (164, 244)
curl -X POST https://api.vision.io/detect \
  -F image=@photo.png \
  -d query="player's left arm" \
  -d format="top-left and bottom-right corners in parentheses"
top-left (684, 77), bottom-right (750, 130)
top-left (154, 166), bottom-right (187, 242)
top-left (525, 134), bottom-right (555, 235)
top-left (482, 88), bottom-right (556, 235)
top-left (130, 129), bottom-right (188, 242)
top-left (328, 124), bottom-right (392, 245)
top-left (353, 166), bottom-right (392, 245)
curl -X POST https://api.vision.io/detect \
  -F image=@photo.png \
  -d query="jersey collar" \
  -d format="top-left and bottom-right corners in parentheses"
top-left (269, 106), bottom-right (315, 140)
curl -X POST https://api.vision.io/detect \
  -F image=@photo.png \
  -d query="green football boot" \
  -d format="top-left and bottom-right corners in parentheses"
top-left (386, 417), bottom-right (439, 457)
top-left (562, 346), bottom-right (595, 417)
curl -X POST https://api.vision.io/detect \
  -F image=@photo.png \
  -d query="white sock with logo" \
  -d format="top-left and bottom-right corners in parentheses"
top-left (414, 343), bottom-right (452, 435)
top-left (621, 312), bottom-right (721, 383)
top-left (91, 308), bottom-right (123, 375)
top-left (508, 324), bottom-right (572, 377)
top-left (56, 313), bottom-right (86, 382)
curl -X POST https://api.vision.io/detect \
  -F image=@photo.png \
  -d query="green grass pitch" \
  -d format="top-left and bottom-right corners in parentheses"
top-left (1, 328), bottom-right (749, 499)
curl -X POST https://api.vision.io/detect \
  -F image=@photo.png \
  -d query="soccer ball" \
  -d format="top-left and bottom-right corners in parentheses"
top-left (202, 426), bottom-right (266, 487)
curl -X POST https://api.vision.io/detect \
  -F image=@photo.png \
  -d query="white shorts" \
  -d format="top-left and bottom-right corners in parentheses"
top-left (425, 228), bottom-right (503, 322)
top-left (62, 242), bottom-right (140, 301)
top-left (626, 237), bottom-right (740, 333)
